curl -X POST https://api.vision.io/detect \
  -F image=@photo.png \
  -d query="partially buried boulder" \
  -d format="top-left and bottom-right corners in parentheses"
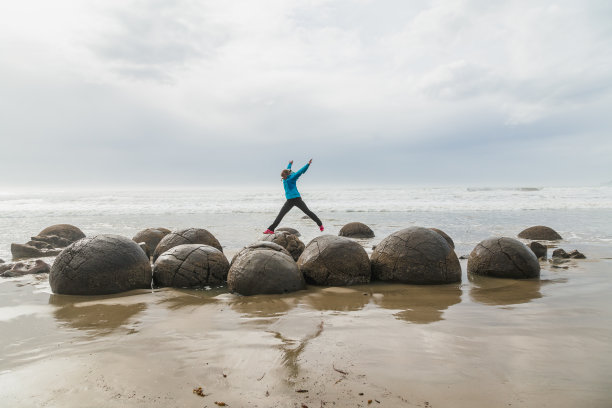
top-left (11, 224), bottom-right (86, 260)
top-left (230, 241), bottom-right (291, 266)
top-left (260, 231), bottom-right (305, 261)
top-left (430, 228), bottom-right (455, 249)
top-left (276, 227), bottom-right (301, 237)
top-left (153, 228), bottom-right (222, 262)
top-left (338, 222), bottom-right (375, 238)
top-left (228, 250), bottom-right (305, 296)
top-left (371, 227), bottom-right (461, 284)
top-left (153, 244), bottom-right (229, 288)
top-left (11, 243), bottom-right (61, 260)
top-left (50, 234), bottom-right (152, 295)
top-left (1, 260), bottom-right (50, 277)
top-left (468, 237), bottom-right (540, 279)
top-left (297, 235), bottom-right (371, 286)
top-left (38, 224), bottom-right (86, 243)
top-left (528, 241), bottom-right (547, 259)
top-left (518, 226), bottom-right (562, 240)
top-left (132, 227), bottom-right (170, 258)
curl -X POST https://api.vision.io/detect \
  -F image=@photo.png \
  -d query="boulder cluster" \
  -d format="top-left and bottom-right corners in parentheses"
top-left (11, 224), bottom-right (85, 259)
top-left (4, 222), bottom-right (581, 297)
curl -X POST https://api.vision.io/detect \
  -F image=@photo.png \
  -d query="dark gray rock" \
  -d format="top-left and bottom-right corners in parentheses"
top-left (430, 228), bottom-right (455, 249)
top-left (528, 241), bottom-right (547, 259)
top-left (132, 228), bottom-right (170, 258)
top-left (153, 228), bottom-right (222, 262)
top-left (518, 226), bottom-right (562, 240)
top-left (338, 222), bottom-right (375, 238)
top-left (276, 227), bottom-right (301, 237)
top-left (1, 260), bottom-right (50, 277)
top-left (552, 248), bottom-right (570, 258)
top-left (371, 227), bottom-right (461, 284)
top-left (297, 235), bottom-right (371, 286)
top-left (468, 237), bottom-right (540, 279)
top-left (38, 224), bottom-right (86, 243)
top-left (50, 234), bottom-right (152, 295)
top-left (11, 243), bottom-right (61, 260)
top-left (228, 250), bottom-right (305, 296)
top-left (230, 241), bottom-right (291, 266)
top-left (153, 244), bottom-right (229, 288)
top-left (260, 231), bottom-right (305, 261)
top-left (569, 249), bottom-right (586, 259)
top-left (29, 235), bottom-right (72, 248)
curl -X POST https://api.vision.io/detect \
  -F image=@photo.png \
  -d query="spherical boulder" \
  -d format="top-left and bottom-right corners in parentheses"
top-left (371, 227), bottom-right (461, 284)
top-left (228, 250), bottom-right (305, 296)
top-left (153, 244), bottom-right (229, 288)
top-left (50, 234), bottom-right (152, 295)
top-left (430, 228), bottom-right (455, 249)
top-left (230, 241), bottom-right (291, 266)
top-left (468, 237), bottom-right (540, 279)
top-left (260, 231), bottom-right (305, 261)
top-left (297, 235), bottom-right (370, 286)
top-left (276, 227), bottom-right (301, 237)
top-left (38, 224), bottom-right (86, 243)
top-left (338, 222), bottom-right (375, 238)
top-left (518, 226), bottom-right (562, 240)
top-left (132, 227), bottom-right (170, 257)
top-left (153, 228), bottom-right (222, 261)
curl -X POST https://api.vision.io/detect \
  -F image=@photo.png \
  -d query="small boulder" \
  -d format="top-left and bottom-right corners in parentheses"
top-left (468, 237), bottom-right (540, 279)
top-left (38, 224), bottom-right (86, 243)
top-left (29, 235), bottom-right (72, 248)
top-left (228, 250), bottom-right (305, 296)
top-left (430, 228), bottom-right (455, 249)
top-left (569, 249), bottom-right (586, 259)
top-left (276, 227), bottom-right (301, 237)
top-left (371, 227), bottom-right (461, 284)
top-left (50, 234), bottom-right (152, 295)
top-left (152, 228), bottom-right (222, 262)
top-left (528, 241), bottom-right (547, 259)
top-left (338, 222), bottom-right (375, 238)
top-left (260, 231), bottom-right (305, 261)
top-left (11, 243), bottom-right (61, 260)
top-left (518, 226), bottom-right (562, 240)
top-left (153, 244), bottom-right (229, 288)
top-left (552, 248), bottom-right (570, 259)
top-left (1, 260), bottom-right (50, 277)
top-left (297, 235), bottom-right (371, 286)
top-left (132, 228), bottom-right (170, 258)
top-left (230, 242), bottom-right (291, 266)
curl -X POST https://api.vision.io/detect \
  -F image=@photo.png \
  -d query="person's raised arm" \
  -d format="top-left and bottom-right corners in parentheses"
top-left (292, 160), bottom-right (312, 178)
top-left (287, 160), bottom-right (293, 170)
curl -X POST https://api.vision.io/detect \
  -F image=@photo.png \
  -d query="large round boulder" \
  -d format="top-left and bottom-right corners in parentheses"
top-left (371, 227), bottom-right (461, 284)
top-left (275, 227), bottom-right (301, 237)
top-left (338, 222), bottom-right (375, 238)
top-left (230, 241), bottom-right (291, 266)
top-left (518, 226), bottom-right (562, 240)
top-left (297, 235), bottom-right (370, 286)
top-left (153, 244), bottom-right (229, 288)
top-left (260, 231), bottom-right (305, 261)
top-left (50, 234), bottom-right (152, 295)
top-left (153, 228), bottom-right (222, 261)
top-left (468, 237), bottom-right (540, 279)
top-left (38, 224), bottom-right (86, 243)
top-left (228, 250), bottom-right (305, 296)
top-left (430, 228), bottom-right (455, 249)
top-left (132, 227), bottom-right (170, 257)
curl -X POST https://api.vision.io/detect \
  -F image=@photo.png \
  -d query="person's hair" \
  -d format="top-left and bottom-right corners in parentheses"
top-left (281, 169), bottom-right (291, 179)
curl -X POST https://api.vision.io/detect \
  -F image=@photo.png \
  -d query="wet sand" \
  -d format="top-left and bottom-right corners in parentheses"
top-left (1, 254), bottom-right (611, 407)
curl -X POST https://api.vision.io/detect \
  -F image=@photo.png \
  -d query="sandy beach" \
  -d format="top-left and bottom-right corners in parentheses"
top-left (1, 249), bottom-right (611, 407)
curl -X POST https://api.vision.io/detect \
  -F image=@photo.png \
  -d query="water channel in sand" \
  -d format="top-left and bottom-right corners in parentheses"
top-left (1, 252), bottom-right (611, 407)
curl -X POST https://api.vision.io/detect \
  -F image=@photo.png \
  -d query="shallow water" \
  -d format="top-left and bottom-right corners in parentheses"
top-left (1, 187), bottom-right (611, 406)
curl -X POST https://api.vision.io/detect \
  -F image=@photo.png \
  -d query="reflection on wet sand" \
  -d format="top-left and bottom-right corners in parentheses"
top-left (154, 287), bottom-right (222, 310)
top-left (468, 274), bottom-right (544, 306)
top-left (227, 292), bottom-right (302, 318)
top-left (49, 292), bottom-right (148, 335)
top-left (302, 286), bottom-right (371, 312)
top-left (372, 283), bottom-right (462, 324)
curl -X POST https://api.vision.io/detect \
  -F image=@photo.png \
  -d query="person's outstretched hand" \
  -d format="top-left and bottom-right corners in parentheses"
top-left (289, 160), bottom-right (293, 164)
top-left (308, 158), bottom-right (313, 164)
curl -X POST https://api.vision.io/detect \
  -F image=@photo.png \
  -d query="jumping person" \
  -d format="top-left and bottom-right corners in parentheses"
top-left (264, 159), bottom-right (324, 234)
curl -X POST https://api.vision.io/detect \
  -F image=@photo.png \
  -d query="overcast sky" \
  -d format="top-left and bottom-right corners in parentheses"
top-left (1, 0), bottom-right (611, 188)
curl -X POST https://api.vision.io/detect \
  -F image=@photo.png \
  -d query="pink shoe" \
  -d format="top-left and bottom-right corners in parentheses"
top-left (263, 229), bottom-right (274, 234)
top-left (319, 225), bottom-right (325, 232)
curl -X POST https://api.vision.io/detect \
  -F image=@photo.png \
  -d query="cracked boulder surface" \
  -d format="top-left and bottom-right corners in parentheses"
top-left (297, 235), bottom-right (371, 286)
top-left (338, 222), bottom-right (375, 238)
top-left (230, 241), bottom-right (291, 266)
top-left (259, 231), bottom-right (305, 261)
top-left (430, 228), bottom-right (455, 249)
top-left (371, 227), bottom-right (461, 284)
top-left (518, 225), bottom-right (562, 240)
top-left (132, 227), bottom-right (170, 258)
top-left (468, 237), bottom-right (540, 279)
top-left (228, 250), bottom-right (305, 296)
top-left (153, 244), bottom-right (229, 288)
top-left (275, 227), bottom-right (301, 237)
top-left (152, 228), bottom-right (222, 262)
top-left (49, 234), bottom-right (152, 295)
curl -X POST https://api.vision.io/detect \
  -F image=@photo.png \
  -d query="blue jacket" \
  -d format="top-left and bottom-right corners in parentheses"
top-left (283, 162), bottom-right (309, 199)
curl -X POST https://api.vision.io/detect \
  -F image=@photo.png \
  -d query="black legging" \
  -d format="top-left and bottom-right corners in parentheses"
top-left (268, 197), bottom-right (322, 231)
